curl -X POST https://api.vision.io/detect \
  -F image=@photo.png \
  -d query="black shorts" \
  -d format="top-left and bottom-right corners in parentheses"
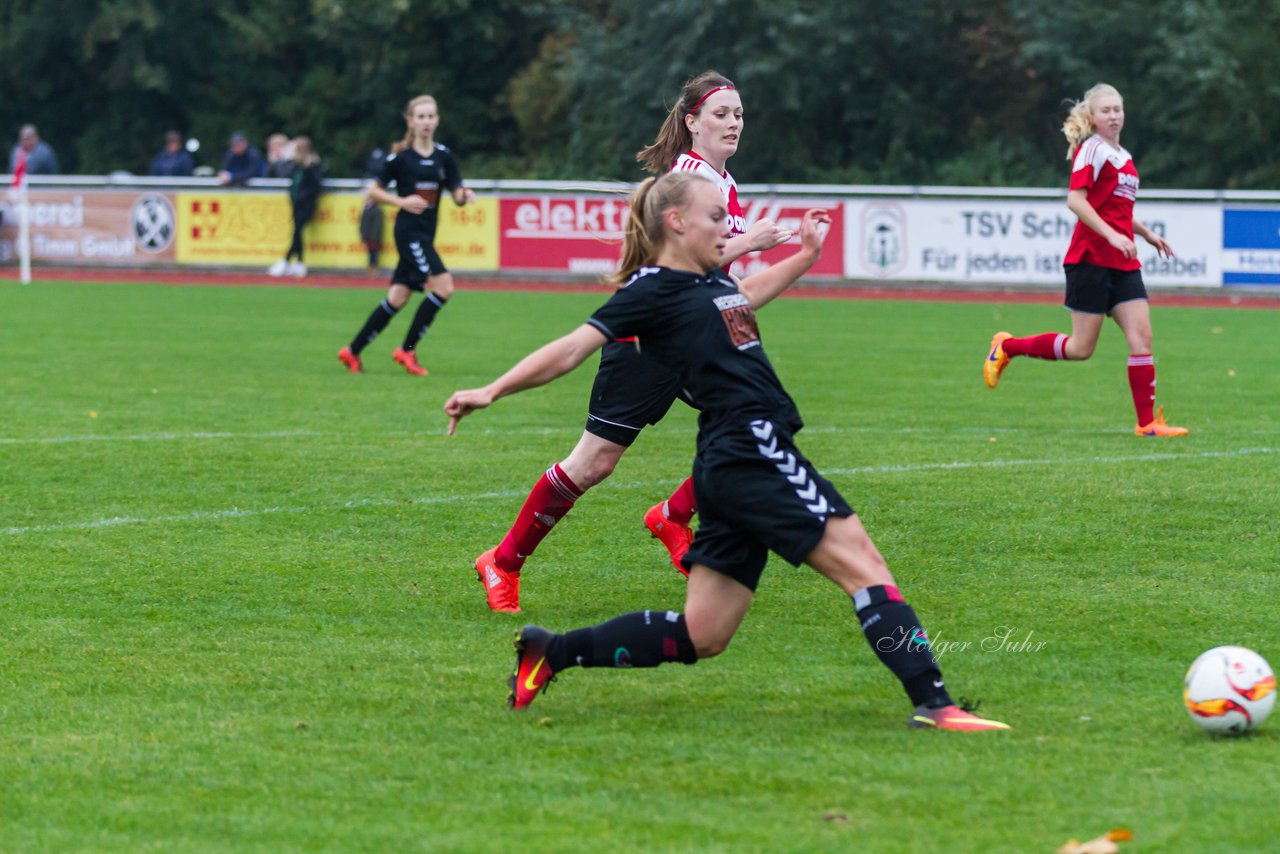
top-left (1064, 263), bottom-right (1147, 315)
top-left (683, 419), bottom-right (854, 591)
top-left (584, 341), bottom-right (685, 447)
top-left (391, 222), bottom-right (447, 290)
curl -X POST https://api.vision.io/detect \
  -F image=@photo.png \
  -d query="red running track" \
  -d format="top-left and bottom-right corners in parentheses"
top-left (3, 266), bottom-right (1278, 309)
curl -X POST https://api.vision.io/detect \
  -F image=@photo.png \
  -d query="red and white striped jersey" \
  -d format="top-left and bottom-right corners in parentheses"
top-left (1064, 134), bottom-right (1141, 271)
top-left (671, 150), bottom-right (746, 237)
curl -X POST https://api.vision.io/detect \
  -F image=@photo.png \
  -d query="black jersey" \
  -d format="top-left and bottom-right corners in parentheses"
top-left (587, 266), bottom-right (803, 442)
top-left (378, 143), bottom-right (463, 232)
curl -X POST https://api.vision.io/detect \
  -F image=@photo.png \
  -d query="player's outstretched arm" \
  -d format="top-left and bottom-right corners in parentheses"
top-left (444, 324), bottom-right (608, 435)
top-left (736, 209), bottom-right (830, 309)
top-left (721, 217), bottom-right (792, 267)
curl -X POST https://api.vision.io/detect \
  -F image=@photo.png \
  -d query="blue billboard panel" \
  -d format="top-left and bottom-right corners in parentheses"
top-left (1222, 209), bottom-right (1280, 285)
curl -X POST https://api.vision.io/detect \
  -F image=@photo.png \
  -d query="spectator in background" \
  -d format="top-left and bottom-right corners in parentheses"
top-left (264, 132), bottom-right (294, 178)
top-left (9, 124), bottom-right (59, 174)
top-left (149, 130), bottom-right (195, 177)
top-left (217, 131), bottom-right (264, 185)
top-left (359, 146), bottom-right (387, 274)
top-left (267, 136), bottom-right (324, 278)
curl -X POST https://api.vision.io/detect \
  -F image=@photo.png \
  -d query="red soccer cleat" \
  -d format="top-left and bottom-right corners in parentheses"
top-left (337, 346), bottom-right (363, 374)
top-left (392, 347), bottom-right (429, 376)
top-left (643, 502), bottom-right (693, 576)
top-left (508, 625), bottom-right (557, 710)
top-left (475, 547), bottom-right (521, 613)
top-left (909, 702), bottom-right (1010, 731)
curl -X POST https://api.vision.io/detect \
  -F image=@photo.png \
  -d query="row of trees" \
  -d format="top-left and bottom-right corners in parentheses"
top-left (3, 0), bottom-right (1278, 188)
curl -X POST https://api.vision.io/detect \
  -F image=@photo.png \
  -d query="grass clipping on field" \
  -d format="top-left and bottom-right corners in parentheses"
top-left (1057, 828), bottom-right (1133, 854)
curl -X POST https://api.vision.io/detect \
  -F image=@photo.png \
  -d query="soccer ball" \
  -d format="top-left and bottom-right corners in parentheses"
top-left (1183, 646), bottom-right (1276, 734)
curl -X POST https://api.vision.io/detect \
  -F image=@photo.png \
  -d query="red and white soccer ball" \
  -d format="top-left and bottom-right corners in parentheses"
top-left (1184, 646), bottom-right (1276, 734)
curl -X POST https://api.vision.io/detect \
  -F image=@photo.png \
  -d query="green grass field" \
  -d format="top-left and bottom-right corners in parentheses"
top-left (1, 279), bottom-right (1277, 852)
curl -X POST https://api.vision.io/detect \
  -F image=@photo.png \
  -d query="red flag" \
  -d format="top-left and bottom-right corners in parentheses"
top-left (12, 148), bottom-right (27, 189)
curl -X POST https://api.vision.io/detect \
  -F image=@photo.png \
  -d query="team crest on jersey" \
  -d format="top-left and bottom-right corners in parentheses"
top-left (714, 293), bottom-right (759, 350)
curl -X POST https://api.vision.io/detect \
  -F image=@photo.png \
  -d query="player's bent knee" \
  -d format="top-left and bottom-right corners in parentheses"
top-left (432, 275), bottom-right (455, 298)
top-left (684, 616), bottom-right (733, 659)
top-left (691, 634), bottom-right (731, 659)
top-left (581, 452), bottom-right (623, 487)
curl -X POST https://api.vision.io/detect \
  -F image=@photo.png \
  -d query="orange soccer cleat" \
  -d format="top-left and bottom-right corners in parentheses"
top-left (392, 348), bottom-right (429, 376)
top-left (337, 346), bottom-right (363, 374)
top-left (1135, 406), bottom-right (1189, 437)
top-left (508, 625), bottom-right (557, 710)
top-left (984, 332), bottom-right (1012, 389)
top-left (909, 701), bottom-right (1011, 732)
top-left (643, 502), bottom-right (693, 576)
top-left (475, 547), bottom-right (521, 613)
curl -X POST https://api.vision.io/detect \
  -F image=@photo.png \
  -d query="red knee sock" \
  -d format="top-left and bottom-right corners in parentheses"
top-left (663, 476), bottom-right (697, 525)
top-left (495, 464), bottom-right (583, 572)
top-left (1128, 354), bottom-right (1156, 425)
top-left (1003, 332), bottom-right (1069, 360)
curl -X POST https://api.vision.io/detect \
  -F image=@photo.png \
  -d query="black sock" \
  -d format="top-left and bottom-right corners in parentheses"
top-left (401, 292), bottom-right (447, 351)
top-left (853, 585), bottom-right (953, 708)
top-left (548, 610), bottom-right (698, 671)
top-left (349, 299), bottom-right (398, 354)
top-left (287, 224), bottom-right (304, 261)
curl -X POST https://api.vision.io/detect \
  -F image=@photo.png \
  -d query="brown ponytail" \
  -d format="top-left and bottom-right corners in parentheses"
top-left (636, 70), bottom-right (735, 174)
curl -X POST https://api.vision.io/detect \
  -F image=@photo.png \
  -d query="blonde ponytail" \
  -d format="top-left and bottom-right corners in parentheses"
top-left (1063, 83), bottom-right (1121, 160)
top-left (607, 172), bottom-right (711, 285)
top-left (393, 94), bottom-right (437, 154)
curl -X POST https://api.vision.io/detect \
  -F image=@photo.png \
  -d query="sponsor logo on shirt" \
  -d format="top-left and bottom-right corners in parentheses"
top-left (714, 292), bottom-right (759, 350)
top-left (1115, 171), bottom-right (1139, 201)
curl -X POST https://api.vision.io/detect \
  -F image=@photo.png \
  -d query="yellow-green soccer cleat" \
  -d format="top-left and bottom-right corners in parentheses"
top-left (909, 702), bottom-right (1011, 731)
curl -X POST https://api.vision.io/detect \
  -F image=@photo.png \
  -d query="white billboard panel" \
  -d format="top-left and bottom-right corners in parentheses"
top-left (843, 198), bottom-right (1220, 287)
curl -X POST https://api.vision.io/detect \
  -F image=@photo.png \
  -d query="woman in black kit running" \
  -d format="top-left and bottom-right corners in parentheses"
top-left (445, 172), bottom-right (1009, 732)
top-left (338, 94), bottom-right (476, 376)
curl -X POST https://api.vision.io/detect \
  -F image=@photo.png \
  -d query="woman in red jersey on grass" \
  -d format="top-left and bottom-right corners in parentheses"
top-left (472, 71), bottom-right (792, 613)
top-left (446, 171), bottom-right (1008, 731)
top-left (984, 83), bottom-right (1188, 437)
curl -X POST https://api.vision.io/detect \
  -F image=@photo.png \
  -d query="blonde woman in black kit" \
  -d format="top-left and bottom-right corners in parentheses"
top-left (446, 172), bottom-right (1009, 732)
top-left (338, 95), bottom-right (475, 376)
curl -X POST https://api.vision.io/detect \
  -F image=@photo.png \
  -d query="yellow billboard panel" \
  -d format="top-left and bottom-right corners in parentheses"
top-left (427, 198), bottom-right (499, 271)
top-left (176, 191), bottom-right (497, 271)
top-left (175, 192), bottom-right (290, 265)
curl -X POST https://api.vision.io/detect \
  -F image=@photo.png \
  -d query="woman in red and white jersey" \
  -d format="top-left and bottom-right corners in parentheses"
top-left (471, 71), bottom-right (792, 614)
top-left (637, 71), bottom-right (787, 267)
top-left (632, 70), bottom-right (793, 564)
top-left (983, 83), bottom-right (1188, 437)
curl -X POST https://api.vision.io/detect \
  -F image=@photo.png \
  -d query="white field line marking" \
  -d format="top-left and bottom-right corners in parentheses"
top-left (7, 426), bottom-right (1276, 445)
top-left (0, 491), bottom-right (527, 537)
top-left (826, 446), bottom-right (1278, 476)
top-left (0, 430), bottom-right (321, 445)
top-left (3, 447), bottom-right (1274, 538)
